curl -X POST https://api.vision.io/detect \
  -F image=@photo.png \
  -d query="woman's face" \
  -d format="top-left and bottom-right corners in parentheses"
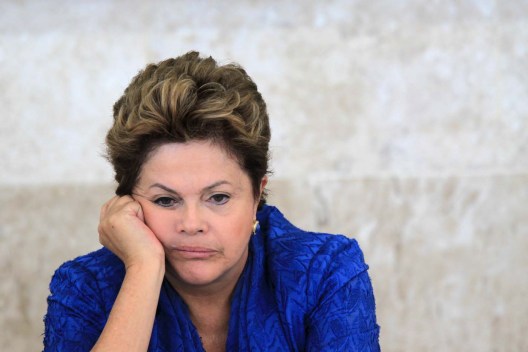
top-left (133, 140), bottom-right (264, 291)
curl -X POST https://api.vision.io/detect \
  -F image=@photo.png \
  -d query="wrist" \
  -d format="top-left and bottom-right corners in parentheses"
top-left (125, 255), bottom-right (165, 278)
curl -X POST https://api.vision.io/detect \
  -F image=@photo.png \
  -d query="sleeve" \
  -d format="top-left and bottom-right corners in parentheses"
top-left (43, 262), bottom-right (107, 351)
top-left (305, 250), bottom-right (380, 351)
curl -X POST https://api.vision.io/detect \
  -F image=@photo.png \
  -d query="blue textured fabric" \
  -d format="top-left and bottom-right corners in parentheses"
top-left (44, 205), bottom-right (380, 351)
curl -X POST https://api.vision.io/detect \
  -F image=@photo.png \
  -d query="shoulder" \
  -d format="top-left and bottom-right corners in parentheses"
top-left (45, 249), bottom-right (124, 349)
top-left (258, 205), bottom-right (368, 274)
top-left (52, 247), bottom-right (124, 284)
top-left (257, 205), bottom-right (370, 308)
top-left (49, 247), bottom-right (125, 309)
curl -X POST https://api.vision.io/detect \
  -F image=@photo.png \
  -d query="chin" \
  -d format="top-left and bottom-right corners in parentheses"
top-left (167, 261), bottom-right (225, 287)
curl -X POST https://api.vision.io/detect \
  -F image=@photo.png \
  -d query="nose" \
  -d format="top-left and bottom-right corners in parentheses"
top-left (178, 203), bottom-right (206, 235)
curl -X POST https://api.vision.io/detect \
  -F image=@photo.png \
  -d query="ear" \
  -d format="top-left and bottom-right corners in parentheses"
top-left (259, 176), bottom-right (268, 195)
top-left (253, 176), bottom-right (268, 212)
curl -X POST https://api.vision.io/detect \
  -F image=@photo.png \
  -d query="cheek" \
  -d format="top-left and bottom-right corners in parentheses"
top-left (219, 215), bottom-right (253, 245)
top-left (140, 205), bottom-right (172, 240)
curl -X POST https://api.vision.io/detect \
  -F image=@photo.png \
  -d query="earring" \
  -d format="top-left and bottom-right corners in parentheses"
top-left (252, 220), bottom-right (260, 235)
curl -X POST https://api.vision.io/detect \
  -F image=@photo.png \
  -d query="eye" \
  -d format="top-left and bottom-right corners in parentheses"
top-left (153, 197), bottom-right (179, 208)
top-left (208, 193), bottom-right (230, 205)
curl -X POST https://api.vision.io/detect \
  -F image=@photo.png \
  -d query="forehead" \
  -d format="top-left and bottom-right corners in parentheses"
top-left (139, 141), bottom-right (247, 184)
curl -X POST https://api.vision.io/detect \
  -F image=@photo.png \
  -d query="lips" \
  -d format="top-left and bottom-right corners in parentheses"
top-left (173, 246), bottom-right (219, 259)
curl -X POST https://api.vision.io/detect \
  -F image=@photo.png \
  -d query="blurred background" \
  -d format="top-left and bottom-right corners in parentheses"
top-left (1, 0), bottom-right (527, 351)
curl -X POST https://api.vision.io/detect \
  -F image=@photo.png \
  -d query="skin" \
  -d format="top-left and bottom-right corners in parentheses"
top-left (95, 140), bottom-right (266, 352)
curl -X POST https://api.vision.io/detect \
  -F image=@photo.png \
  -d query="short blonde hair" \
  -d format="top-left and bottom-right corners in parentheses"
top-left (105, 51), bottom-right (271, 206)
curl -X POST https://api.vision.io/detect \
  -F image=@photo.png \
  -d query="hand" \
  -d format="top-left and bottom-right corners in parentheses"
top-left (98, 195), bottom-right (165, 270)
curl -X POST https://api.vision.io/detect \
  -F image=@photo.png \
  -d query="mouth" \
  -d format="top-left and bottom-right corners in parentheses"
top-left (173, 246), bottom-right (219, 259)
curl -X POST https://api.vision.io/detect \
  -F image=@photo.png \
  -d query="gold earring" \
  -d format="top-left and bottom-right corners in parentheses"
top-left (252, 220), bottom-right (259, 235)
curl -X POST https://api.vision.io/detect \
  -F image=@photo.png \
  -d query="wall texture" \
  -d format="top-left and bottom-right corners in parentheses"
top-left (1, 1), bottom-right (527, 351)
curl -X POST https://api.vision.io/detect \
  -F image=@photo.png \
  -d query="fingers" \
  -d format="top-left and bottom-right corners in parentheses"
top-left (98, 195), bottom-right (139, 246)
top-left (97, 194), bottom-right (164, 268)
top-left (100, 195), bottom-right (135, 219)
top-left (100, 195), bottom-right (118, 221)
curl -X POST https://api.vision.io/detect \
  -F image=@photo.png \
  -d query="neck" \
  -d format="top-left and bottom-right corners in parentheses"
top-left (166, 271), bottom-right (234, 351)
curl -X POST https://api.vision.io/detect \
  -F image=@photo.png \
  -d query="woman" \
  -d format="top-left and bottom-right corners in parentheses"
top-left (44, 51), bottom-right (380, 351)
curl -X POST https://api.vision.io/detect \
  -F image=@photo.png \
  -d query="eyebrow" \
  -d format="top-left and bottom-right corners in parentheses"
top-left (148, 180), bottom-right (232, 194)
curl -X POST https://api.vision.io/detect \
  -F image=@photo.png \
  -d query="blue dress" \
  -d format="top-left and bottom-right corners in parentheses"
top-left (44, 205), bottom-right (380, 351)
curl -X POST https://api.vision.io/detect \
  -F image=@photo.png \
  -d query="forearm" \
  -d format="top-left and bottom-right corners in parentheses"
top-left (91, 259), bottom-right (165, 352)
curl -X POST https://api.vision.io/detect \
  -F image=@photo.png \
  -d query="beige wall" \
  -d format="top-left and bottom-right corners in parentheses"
top-left (1, 1), bottom-right (527, 351)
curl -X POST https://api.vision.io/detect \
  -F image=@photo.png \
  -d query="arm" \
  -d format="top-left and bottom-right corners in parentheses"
top-left (44, 262), bottom-right (109, 351)
top-left (44, 196), bottom-right (165, 352)
top-left (92, 195), bottom-right (166, 352)
top-left (305, 269), bottom-right (380, 352)
top-left (91, 260), bottom-right (164, 351)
